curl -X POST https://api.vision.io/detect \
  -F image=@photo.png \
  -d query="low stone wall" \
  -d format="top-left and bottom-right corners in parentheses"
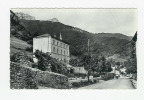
top-left (10, 62), bottom-right (71, 89)
top-left (36, 70), bottom-right (71, 89)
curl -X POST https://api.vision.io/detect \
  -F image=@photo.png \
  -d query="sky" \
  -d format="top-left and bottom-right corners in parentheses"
top-left (11, 8), bottom-right (137, 36)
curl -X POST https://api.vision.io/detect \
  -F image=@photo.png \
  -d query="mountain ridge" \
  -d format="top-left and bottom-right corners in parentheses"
top-left (95, 33), bottom-right (132, 40)
top-left (18, 19), bottom-right (133, 57)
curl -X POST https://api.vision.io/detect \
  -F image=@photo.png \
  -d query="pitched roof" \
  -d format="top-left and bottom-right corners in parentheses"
top-left (34, 34), bottom-right (51, 38)
top-left (34, 33), bottom-right (69, 44)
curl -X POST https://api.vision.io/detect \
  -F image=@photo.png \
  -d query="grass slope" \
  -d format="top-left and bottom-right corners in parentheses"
top-left (10, 36), bottom-right (32, 57)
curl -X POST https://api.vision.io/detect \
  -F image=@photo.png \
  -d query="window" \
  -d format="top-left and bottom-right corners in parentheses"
top-left (64, 50), bottom-right (65, 55)
top-left (53, 40), bottom-right (55, 44)
top-left (53, 47), bottom-right (55, 53)
top-left (57, 48), bottom-right (59, 54)
top-left (61, 50), bottom-right (62, 54)
top-left (57, 41), bottom-right (59, 46)
top-left (64, 44), bottom-right (65, 48)
top-left (61, 43), bottom-right (62, 47)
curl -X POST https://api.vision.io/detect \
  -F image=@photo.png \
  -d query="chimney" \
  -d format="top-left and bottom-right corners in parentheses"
top-left (60, 33), bottom-right (62, 40)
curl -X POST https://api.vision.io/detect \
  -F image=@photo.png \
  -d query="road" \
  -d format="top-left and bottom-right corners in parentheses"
top-left (78, 78), bottom-right (135, 89)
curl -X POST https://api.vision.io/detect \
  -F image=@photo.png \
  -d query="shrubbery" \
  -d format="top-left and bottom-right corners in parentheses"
top-left (34, 50), bottom-right (69, 75)
top-left (93, 78), bottom-right (98, 83)
top-left (129, 74), bottom-right (137, 80)
top-left (32, 63), bottom-right (38, 69)
top-left (74, 73), bottom-right (87, 78)
top-left (93, 72), bottom-right (100, 77)
top-left (71, 80), bottom-right (94, 88)
top-left (10, 52), bottom-right (33, 66)
top-left (132, 74), bottom-right (137, 80)
top-left (25, 46), bottom-right (33, 52)
top-left (101, 73), bottom-right (114, 81)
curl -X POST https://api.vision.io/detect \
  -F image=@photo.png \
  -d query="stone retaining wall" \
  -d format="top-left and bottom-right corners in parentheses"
top-left (10, 62), bottom-right (71, 89)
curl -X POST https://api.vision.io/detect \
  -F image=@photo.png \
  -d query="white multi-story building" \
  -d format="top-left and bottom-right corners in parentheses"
top-left (33, 33), bottom-right (70, 64)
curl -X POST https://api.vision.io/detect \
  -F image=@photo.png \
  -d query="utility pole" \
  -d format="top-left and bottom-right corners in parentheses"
top-left (87, 39), bottom-right (90, 82)
top-left (47, 33), bottom-right (49, 53)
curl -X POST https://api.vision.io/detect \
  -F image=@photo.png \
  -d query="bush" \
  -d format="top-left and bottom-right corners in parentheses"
top-left (74, 73), bottom-right (87, 78)
top-left (34, 50), bottom-right (68, 75)
top-left (93, 72), bottom-right (100, 77)
top-left (71, 82), bottom-right (81, 88)
top-left (25, 47), bottom-right (33, 52)
top-left (27, 40), bottom-right (33, 45)
top-left (93, 79), bottom-right (98, 83)
top-left (66, 73), bottom-right (75, 78)
top-left (10, 52), bottom-right (33, 67)
top-left (132, 74), bottom-right (137, 80)
top-left (71, 79), bottom-right (96, 88)
top-left (71, 81), bottom-right (89, 88)
top-left (101, 73), bottom-right (114, 81)
top-left (32, 63), bottom-right (38, 69)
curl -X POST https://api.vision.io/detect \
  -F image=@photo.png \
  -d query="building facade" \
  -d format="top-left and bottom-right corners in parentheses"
top-left (73, 67), bottom-right (88, 74)
top-left (33, 34), bottom-right (70, 64)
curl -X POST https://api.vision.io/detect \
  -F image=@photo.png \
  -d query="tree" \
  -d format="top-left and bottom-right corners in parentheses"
top-left (91, 57), bottom-right (99, 73)
top-left (105, 61), bottom-right (112, 72)
top-left (33, 32), bottom-right (39, 37)
top-left (34, 50), bottom-right (68, 74)
top-left (125, 40), bottom-right (137, 74)
top-left (115, 62), bottom-right (120, 66)
top-left (69, 58), bottom-right (78, 66)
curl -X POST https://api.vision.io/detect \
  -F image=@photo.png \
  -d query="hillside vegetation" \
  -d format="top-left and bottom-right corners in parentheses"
top-left (10, 10), bottom-right (33, 57)
top-left (19, 19), bottom-right (132, 59)
top-left (10, 36), bottom-right (32, 57)
top-left (11, 10), bottom-right (134, 64)
top-left (95, 33), bottom-right (132, 40)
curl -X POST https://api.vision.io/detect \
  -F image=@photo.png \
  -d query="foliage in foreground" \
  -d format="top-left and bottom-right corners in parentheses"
top-left (10, 52), bottom-right (33, 66)
top-left (125, 42), bottom-right (137, 74)
top-left (71, 79), bottom-right (98, 88)
top-left (70, 55), bottom-right (112, 74)
top-left (34, 50), bottom-right (69, 75)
